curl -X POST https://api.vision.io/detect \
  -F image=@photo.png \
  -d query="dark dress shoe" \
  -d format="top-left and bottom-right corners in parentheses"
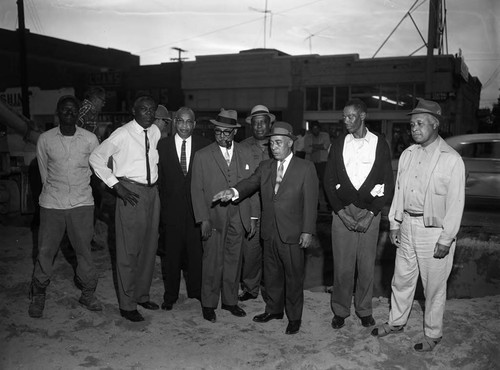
top-left (331, 315), bottom-right (345, 329)
top-left (286, 320), bottom-right (301, 335)
top-left (360, 315), bottom-right (376, 327)
top-left (202, 307), bottom-right (216, 323)
top-left (253, 312), bottom-right (284, 323)
top-left (221, 304), bottom-right (246, 317)
top-left (137, 301), bottom-right (159, 310)
top-left (161, 302), bottom-right (173, 311)
top-left (120, 309), bottom-right (144, 322)
top-left (238, 292), bottom-right (257, 302)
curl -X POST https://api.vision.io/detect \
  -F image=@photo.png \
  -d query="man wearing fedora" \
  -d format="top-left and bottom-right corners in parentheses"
top-left (238, 104), bottom-right (275, 302)
top-left (191, 109), bottom-right (259, 323)
top-left (213, 121), bottom-right (318, 335)
top-left (371, 98), bottom-right (465, 352)
top-left (153, 104), bottom-right (171, 139)
top-left (324, 98), bottom-right (394, 330)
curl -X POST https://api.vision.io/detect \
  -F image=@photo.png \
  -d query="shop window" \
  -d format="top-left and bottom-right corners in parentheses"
top-left (305, 87), bottom-right (319, 110)
top-left (380, 85), bottom-right (399, 110)
top-left (351, 85), bottom-right (380, 109)
top-left (392, 122), bottom-right (413, 159)
top-left (398, 84), bottom-right (414, 109)
top-left (320, 87), bottom-right (333, 111)
top-left (335, 86), bottom-right (349, 110)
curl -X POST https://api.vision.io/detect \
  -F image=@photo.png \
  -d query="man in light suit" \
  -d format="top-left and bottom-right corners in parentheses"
top-left (191, 109), bottom-right (259, 323)
top-left (213, 121), bottom-right (318, 335)
top-left (157, 107), bottom-right (210, 311)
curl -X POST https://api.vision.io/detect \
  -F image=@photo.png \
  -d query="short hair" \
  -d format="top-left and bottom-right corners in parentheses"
top-left (175, 106), bottom-right (195, 120)
top-left (427, 114), bottom-right (440, 127)
top-left (310, 120), bottom-right (320, 128)
top-left (84, 86), bottom-right (105, 100)
top-left (345, 98), bottom-right (367, 114)
top-left (56, 95), bottom-right (80, 111)
top-left (133, 95), bottom-right (156, 110)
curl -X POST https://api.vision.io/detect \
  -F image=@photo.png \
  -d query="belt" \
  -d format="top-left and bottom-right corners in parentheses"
top-left (405, 211), bottom-right (423, 217)
top-left (117, 177), bottom-right (157, 188)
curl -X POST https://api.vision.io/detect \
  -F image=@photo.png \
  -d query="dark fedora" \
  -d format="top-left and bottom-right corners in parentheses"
top-left (266, 121), bottom-right (297, 141)
top-left (407, 98), bottom-right (444, 122)
top-left (210, 109), bottom-right (241, 128)
top-left (245, 105), bottom-right (276, 124)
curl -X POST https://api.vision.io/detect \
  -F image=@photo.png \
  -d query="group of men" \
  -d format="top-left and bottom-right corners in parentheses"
top-left (28, 92), bottom-right (465, 350)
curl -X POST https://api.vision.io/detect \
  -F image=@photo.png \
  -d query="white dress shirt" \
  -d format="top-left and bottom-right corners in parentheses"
top-left (89, 120), bottom-right (160, 188)
top-left (175, 134), bottom-right (192, 169)
top-left (218, 143), bottom-right (234, 163)
top-left (342, 128), bottom-right (378, 190)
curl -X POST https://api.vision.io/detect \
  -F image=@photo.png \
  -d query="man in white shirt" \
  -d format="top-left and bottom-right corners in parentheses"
top-left (324, 99), bottom-right (394, 330)
top-left (90, 95), bottom-right (161, 322)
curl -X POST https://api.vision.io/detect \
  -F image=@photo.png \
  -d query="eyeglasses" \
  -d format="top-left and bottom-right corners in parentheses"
top-left (214, 129), bottom-right (234, 137)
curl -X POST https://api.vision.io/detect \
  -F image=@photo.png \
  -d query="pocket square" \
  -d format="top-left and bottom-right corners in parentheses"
top-left (335, 184), bottom-right (341, 190)
top-left (245, 164), bottom-right (250, 170)
top-left (370, 184), bottom-right (385, 197)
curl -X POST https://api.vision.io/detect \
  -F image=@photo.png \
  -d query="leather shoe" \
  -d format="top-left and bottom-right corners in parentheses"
top-left (285, 320), bottom-right (301, 335)
top-left (238, 292), bottom-right (257, 302)
top-left (360, 315), bottom-right (375, 327)
top-left (331, 315), bottom-right (345, 329)
top-left (202, 307), bottom-right (216, 323)
top-left (137, 301), bottom-right (159, 310)
top-left (221, 304), bottom-right (246, 317)
top-left (120, 309), bottom-right (144, 322)
top-left (161, 302), bottom-right (173, 311)
top-left (253, 312), bottom-right (284, 323)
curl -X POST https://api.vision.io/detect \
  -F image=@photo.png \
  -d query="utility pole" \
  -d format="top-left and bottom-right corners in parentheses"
top-left (425, 0), bottom-right (441, 99)
top-left (170, 47), bottom-right (188, 63)
top-left (17, 0), bottom-right (30, 118)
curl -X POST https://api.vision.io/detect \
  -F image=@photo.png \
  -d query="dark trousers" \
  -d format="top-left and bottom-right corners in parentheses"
top-left (263, 231), bottom-right (305, 321)
top-left (161, 216), bottom-right (202, 304)
top-left (33, 206), bottom-right (96, 287)
top-left (201, 205), bottom-right (244, 308)
top-left (330, 204), bottom-right (381, 318)
top-left (240, 220), bottom-right (263, 297)
top-left (115, 184), bottom-right (160, 310)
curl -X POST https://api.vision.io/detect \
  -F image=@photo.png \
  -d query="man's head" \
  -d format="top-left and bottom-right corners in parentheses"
top-left (210, 109), bottom-right (240, 148)
top-left (154, 104), bottom-right (171, 133)
top-left (408, 99), bottom-right (442, 147)
top-left (56, 95), bottom-right (80, 127)
top-left (267, 121), bottom-right (296, 161)
top-left (85, 86), bottom-right (106, 112)
top-left (246, 105), bottom-right (275, 141)
top-left (310, 121), bottom-right (321, 136)
top-left (132, 95), bottom-right (157, 129)
top-left (174, 107), bottom-right (196, 140)
top-left (343, 98), bottom-right (367, 137)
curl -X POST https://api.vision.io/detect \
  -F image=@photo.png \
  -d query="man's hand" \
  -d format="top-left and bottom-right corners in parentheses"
top-left (354, 211), bottom-right (374, 233)
top-left (247, 218), bottom-right (258, 240)
top-left (389, 229), bottom-right (401, 247)
top-left (201, 220), bottom-right (213, 241)
top-left (114, 181), bottom-right (139, 206)
top-left (433, 242), bottom-right (451, 258)
top-left (299, 233), bottom-right (312, 249)
top-left (212, 189), bottom-right (235, 203)
top-left (338, 209), bottom-right (357, 231)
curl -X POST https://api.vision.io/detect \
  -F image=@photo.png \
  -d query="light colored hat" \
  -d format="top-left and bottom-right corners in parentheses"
top-left (210, 109), bottom-right (241, 128)
top-left (155, 104), bottom-right (171, 121)
top-left (407, 98), bottom-right (443, 122)
top-left (245, 105), bottom-right (276, 124)
top-left (266, 121), bottom-right (297, 141)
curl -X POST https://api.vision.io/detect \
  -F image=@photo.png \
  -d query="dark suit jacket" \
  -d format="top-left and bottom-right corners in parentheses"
top-left (191, 141), bottom-right (260, 232)
top-left (157, 135), bottom-right (210, 226)
top-left (235, 156), bottom-right (318, 244)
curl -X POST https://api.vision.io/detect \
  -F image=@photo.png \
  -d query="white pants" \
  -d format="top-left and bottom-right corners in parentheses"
top-left (388, 213), bottom-right (456, 339)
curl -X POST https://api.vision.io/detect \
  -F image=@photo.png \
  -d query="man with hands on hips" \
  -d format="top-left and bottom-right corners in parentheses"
top-left (213, 121), bottom-right (318, 335)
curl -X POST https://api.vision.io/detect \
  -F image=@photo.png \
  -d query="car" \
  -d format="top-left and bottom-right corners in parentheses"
top-left (445, 133), bottom-right (500, 204)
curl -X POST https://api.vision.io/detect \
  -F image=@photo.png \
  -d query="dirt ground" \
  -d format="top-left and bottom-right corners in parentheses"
top-left (1, 224), bottom-right (500, 370)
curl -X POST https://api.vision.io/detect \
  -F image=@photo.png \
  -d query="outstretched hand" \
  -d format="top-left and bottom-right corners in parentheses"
top-left (212, 189), bottom-right (235, 203)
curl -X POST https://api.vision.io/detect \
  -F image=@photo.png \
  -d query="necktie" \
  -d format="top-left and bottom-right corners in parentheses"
top-left (225, 148), bottom-right (231, 166)
top-left (180, 140), bottom-right (187, 175)
top-left (144, 129), bottom-right (151, 185)
top-left (274, 160), bottom-right (284, 194)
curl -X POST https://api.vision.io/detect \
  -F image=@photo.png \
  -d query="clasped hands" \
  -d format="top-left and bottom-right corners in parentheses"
top-left (338, 208), bottom-right (373, 233)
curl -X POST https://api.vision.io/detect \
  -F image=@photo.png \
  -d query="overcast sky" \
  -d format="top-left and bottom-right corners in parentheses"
top-left (1, 0), bottom-right (498, 108)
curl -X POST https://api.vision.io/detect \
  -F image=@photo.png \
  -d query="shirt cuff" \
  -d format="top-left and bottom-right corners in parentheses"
top-left (231, 188), bottom-right (239, 200)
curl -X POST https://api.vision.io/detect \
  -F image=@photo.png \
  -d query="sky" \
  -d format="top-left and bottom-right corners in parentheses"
top-left (0, 0), bottom-right (498, 108)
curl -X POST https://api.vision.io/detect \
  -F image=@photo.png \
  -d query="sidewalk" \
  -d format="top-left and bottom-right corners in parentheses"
top-left (1, 224), bottom-right (499, 370)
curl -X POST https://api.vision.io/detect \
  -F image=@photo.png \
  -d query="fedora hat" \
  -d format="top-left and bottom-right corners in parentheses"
top-left (245, 105), bottom-right (276, 124)
top-left (266, 121), bottom-right (297, 141)
top-left (407, 98), bottom-right (443, 122)
top-left (155, 104), bottom-right (171, 121)
top-left (210, 109), bottom-right (241, 128)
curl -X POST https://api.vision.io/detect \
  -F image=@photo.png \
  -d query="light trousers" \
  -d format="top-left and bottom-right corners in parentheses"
top-left (388, 213), bottom-right (456, 339)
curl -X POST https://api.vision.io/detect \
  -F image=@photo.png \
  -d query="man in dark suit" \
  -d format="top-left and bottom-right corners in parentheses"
top-left (324, 98), bottom-right (394, 330)
top-left (191, 109), bottom-right (260, 323)
top-left (213, 121), bottom-right (318, 335)
top-left (157, 107), bottom-right (210, 311)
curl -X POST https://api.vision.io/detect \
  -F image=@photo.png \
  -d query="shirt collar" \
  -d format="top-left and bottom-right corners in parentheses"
top-left (345, 128), bottom-right (374, 143)
top-left (280, 152), bottom-right (293, 163)
top-left (420, 136), bottom-right (439, 154)
top-left (55, 125), bottom-right (85, 137)
top-left (175, 133), bottom-right (191, 144)
top-left (131, 119), bottom-right (149, 134)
